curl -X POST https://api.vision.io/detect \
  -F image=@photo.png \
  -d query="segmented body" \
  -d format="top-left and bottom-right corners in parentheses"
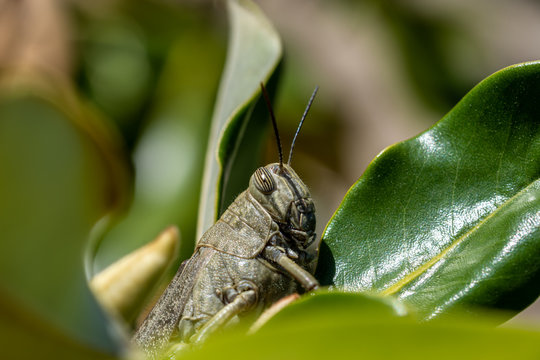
top-left (133, 187), bottom-right (315, 355)
top-left (177, 191), bottom-right (309, 339)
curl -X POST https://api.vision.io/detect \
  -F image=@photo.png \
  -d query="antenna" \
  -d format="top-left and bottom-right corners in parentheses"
top-left (288, 86), bottom-right (318, 165)
top-left (260, 82), bottom-right (283, 168)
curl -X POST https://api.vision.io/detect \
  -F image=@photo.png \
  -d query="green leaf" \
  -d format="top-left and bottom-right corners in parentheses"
top-left (178, 292), bottom-right (540, 360)
top-left (318, 61), bottom-right (540, 321)
top-left (254, 291), bottom-right (410, 329)
top-left (0, 292), bottom-right (117, 360)
top-left (0, 79), bottom-right (129, 355)
top-left (196, 0), bottom-right (282, 238)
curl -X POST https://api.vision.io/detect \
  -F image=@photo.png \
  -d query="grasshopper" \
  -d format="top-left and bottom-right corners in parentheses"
top-left (133, 83), bottom-right (320, 358)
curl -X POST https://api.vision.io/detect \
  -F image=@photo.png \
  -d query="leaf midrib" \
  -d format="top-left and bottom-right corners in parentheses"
top-left (380, 178), bottom-right (540, 296)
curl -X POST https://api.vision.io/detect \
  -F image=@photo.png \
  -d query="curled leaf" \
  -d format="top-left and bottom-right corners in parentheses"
top-left (197, 0), bottom-right (282, 238)
top-left (91, 226), bottom-right (180, 322)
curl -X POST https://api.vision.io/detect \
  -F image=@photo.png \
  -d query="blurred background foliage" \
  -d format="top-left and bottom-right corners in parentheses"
top-left (74, 1), bottom-right (227, 271)
top-left (2, 0), bottom-right (540, 357)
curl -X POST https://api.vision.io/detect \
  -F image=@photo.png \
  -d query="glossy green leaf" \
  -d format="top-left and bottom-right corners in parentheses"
top-left (318, 61), bottom-right (540, 321)
top-left (0, 80), bottom-right (129, 355)
top-left (177, 292), bottom-right (540, 360)
top-left (196, 0), bottom-right (282, 238)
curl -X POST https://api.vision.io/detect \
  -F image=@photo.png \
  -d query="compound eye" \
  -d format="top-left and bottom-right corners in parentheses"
top-left (254, 167), bottom-right (276, 194)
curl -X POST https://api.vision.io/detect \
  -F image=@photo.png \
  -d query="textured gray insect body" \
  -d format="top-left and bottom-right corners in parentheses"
top-left (133, 85), bottom-right (319, 358)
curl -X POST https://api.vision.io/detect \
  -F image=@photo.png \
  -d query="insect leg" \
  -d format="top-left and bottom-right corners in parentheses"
top-left (263, 246), bottom-right (319, 291)
top-left (189, 280), bottom-right (258, 344)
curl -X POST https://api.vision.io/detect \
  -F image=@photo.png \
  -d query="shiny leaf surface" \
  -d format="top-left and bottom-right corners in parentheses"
top-left (197, 0), bottom-right (282, 238)
top-left (318, 62), bottom-right (540, 321)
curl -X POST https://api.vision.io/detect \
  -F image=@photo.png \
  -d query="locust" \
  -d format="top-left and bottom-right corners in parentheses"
top-left (133, 83), bottom-right (320, 358)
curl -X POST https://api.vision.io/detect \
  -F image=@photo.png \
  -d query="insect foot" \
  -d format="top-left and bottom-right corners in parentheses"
top-left (190, 280), bottom-right (258, 344)
top-left (219, 280), bottom-right (259, 306)
top-left (263, 245), bottom-right (319, 292)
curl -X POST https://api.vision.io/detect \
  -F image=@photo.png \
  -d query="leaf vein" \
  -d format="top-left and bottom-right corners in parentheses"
top-left (380, 178), bottom-right (540, 296)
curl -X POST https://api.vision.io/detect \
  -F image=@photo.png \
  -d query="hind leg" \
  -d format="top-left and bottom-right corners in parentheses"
top-left (190, 280), bottom-right (258, 344)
